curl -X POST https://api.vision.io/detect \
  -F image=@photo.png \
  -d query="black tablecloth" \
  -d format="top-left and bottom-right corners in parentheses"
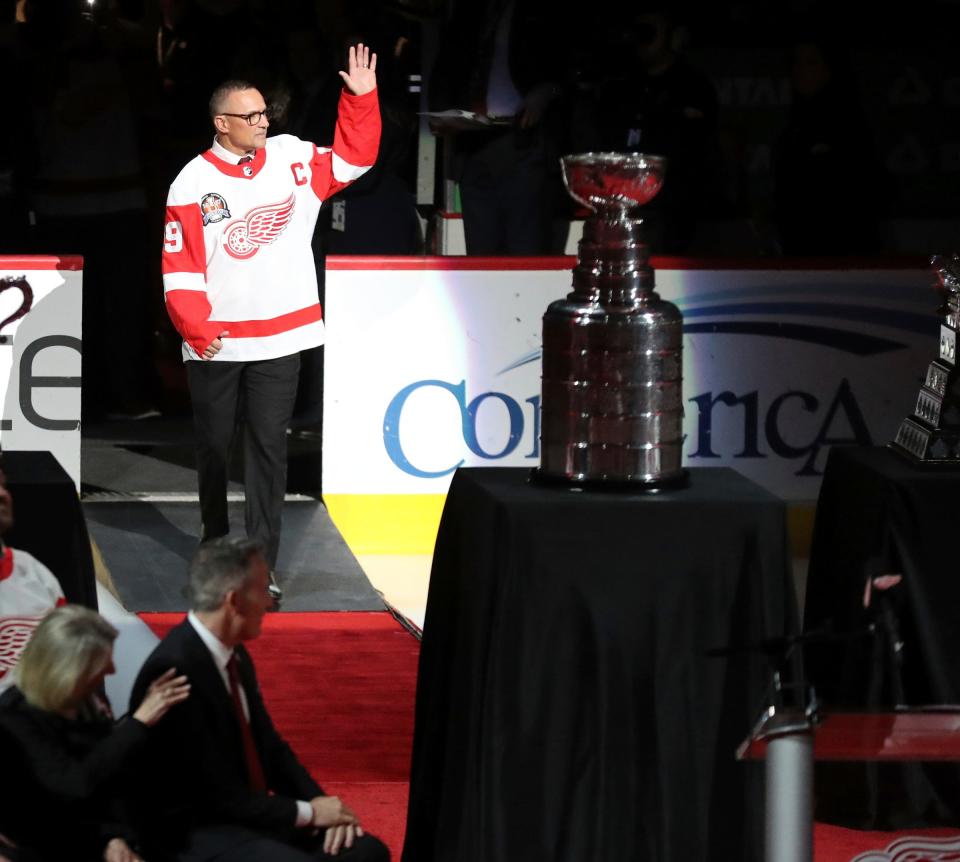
top-left (403, 467), bottom-right (795, 862)
top-left (1, 450), bottom-right (97, 608)
top-left (804, 445), bottom-right (960, 827)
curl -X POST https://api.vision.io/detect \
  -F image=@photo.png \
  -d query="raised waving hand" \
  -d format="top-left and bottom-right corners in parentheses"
top-left (339, 43), bottom-right (377, 96)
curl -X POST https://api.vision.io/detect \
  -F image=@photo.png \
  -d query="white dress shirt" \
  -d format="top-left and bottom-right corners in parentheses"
top-left (210, 137), bottom-right (255, 164)
top-left (186, 612), bottom-right (313, 826)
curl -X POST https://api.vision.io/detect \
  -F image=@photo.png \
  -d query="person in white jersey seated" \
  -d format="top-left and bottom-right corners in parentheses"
top-left (0, 467), bottom-right (65, 697)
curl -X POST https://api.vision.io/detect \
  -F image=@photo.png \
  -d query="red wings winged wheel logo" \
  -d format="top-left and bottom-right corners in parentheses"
top-left (223, 193), bottom-right (296, 260)
top-left (0, 617), bottom-right (42, 676)
top-left (850, 834), bottom-right (960, 862)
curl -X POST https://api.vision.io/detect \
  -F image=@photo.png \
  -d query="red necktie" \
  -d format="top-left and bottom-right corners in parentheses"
top-left (226, 653), bottom-right (268, 792)
top-left (238, 155), bottom-right (252, 164)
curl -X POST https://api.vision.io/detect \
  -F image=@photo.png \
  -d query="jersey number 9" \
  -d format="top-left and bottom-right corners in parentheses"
top-left (164, 220), bottom-right (184, 253)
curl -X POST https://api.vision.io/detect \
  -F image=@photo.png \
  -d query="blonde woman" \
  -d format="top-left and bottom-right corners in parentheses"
top-left (0, 605), bottom-right (189, 862)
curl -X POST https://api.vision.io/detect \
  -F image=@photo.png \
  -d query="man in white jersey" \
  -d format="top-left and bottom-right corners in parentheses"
top-left (0, 469), bottom-right (65, 695)
top-left (162, 45), bottom-right (380, 599)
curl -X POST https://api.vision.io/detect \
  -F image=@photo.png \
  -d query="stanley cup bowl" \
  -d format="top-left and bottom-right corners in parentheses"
top-left (560, 152), bottom-right (666, 215)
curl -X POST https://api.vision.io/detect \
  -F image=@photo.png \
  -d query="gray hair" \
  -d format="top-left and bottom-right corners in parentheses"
top-left (209, 79), bottom-right (259, 119)
top-left (188, 537), bottom-right (264, 612)
top-left (15, 605), bottom-right (117, 714)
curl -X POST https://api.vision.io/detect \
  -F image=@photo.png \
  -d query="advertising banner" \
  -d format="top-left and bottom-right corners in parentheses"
top-left (0, 256), bottom-right (82, 488)
top-left (324, 257), bottom-right (933, 553)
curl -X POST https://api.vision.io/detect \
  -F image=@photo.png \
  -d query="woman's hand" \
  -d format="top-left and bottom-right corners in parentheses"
top-left (133, 668), bottom-right (190, 727)
top-left (339, 43), bottom-right (377, 96)
top-left (103, 837), bottom-right (143, 862)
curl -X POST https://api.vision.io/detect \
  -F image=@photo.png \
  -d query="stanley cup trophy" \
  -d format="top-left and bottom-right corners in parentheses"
top-left (538, 152), bottom-right (685, 486)
top-left (890, 253), bottom-right (960, 462)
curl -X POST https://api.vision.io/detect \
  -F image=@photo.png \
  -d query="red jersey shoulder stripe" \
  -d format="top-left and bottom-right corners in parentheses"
top-left (309, 89), bottom-right (380, 202)
top-left (332, 89), bottom-right (381, 168)
top-left (162, 204), bottom-right (206, 276)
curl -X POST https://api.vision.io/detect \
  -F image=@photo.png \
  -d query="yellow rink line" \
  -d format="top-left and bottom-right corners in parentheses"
top-left (325, 493), bottom-right (819, 561)
top-left (323, 494), bottom-right (448, 556)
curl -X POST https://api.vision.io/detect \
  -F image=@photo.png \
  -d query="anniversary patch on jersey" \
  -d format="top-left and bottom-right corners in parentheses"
top-left (200, 192), bottom-right (231, 226)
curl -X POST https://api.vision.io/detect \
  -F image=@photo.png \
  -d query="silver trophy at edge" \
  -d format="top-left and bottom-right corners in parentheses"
top-left (890, 253), bottom-right (960, 461)
top-left (538, 152), bottom-right (685, 487)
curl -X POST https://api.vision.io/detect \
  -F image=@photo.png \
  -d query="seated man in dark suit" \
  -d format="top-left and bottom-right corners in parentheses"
top-left (129, 538), bottom-right (389, 861)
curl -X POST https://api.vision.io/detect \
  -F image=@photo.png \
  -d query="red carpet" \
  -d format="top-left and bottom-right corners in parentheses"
top-left (140, 611), bottom-right (419, 857)
top-left (141, 612), bottom-right (960, 860)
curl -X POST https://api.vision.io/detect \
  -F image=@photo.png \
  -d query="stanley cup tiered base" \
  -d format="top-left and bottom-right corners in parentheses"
top-left (539, 152), bottom-right (684, 486)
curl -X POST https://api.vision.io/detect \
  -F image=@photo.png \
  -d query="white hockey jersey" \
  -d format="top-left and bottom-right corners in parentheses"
top-left (162, 88), bottom-right (381, 362)
top-left (0, 546), bottom-right (66, 694)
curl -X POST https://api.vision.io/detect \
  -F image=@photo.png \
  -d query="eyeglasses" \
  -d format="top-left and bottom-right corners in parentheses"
top-left (220, 108), bottom-right (270, 126)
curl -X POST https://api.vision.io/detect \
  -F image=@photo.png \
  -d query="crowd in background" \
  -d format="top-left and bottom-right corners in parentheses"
top-left (0, 0), bottom-right (956, 416)
top-left (0, 3), bottom-right (957, 857)
top-left (0, 0), bottom-right (422, 420)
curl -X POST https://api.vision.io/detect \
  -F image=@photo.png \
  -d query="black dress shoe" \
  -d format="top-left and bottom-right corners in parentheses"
top-left (267, 571), bottom-right (283, 601)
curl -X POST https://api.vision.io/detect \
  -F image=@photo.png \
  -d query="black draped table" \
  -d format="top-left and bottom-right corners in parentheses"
top-left (0, 450), bottom-right (97, 608)
top-left (804, 445), bottom-right (960, 827)
top-left (402, 467), bottom-right (796, 862)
